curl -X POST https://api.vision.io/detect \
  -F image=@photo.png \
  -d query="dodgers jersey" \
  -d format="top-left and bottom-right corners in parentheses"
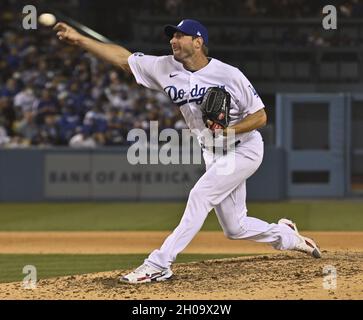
top-left (128, 53), bottom-right (265, 139)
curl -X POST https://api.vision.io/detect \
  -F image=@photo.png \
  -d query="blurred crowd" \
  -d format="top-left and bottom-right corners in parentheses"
top-left (0, 13), bottom-right (186, 148)
top-left (1, 0), bottom-right (362, 148)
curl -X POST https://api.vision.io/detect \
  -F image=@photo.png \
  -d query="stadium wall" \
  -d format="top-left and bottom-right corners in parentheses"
top-left (0, 147), bottom-right (285, 202)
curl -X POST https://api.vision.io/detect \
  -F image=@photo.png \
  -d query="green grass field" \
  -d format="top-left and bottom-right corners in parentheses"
top-left (0, 201), bottom-right (362, 231)
top-left (0, 253), bottom-right (242, 283)
top-left (0, 201), bottom-right (362, 283)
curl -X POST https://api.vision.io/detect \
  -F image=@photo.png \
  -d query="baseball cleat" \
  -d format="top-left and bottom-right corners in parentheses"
top-left (120, 263), bottom-right (173, 284)
top-left (278, 218), bottom-right (322, 259)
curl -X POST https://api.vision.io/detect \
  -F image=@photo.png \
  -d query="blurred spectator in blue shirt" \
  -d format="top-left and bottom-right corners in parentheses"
top-left (0, 78), bottom-right (19, 98)
top-left (57, 103), bottom-right (81, 145)
top-left (34, 88), bottom-right (59, 125)
top-left (82, 104), bottom-right (108, 145)
top-left (39, 114), bottom-right (60, 146)
top-left (13, 111), bottom-right (39, 145)
top-left (105, 107), bottom-right (126, 145)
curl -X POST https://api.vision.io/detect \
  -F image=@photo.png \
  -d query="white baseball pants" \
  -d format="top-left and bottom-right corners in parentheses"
top-left (146, 131), bottom-right (298, 269)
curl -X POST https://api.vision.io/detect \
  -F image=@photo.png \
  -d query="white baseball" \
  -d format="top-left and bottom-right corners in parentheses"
top-left (38, 13), bottom-right (57, 27)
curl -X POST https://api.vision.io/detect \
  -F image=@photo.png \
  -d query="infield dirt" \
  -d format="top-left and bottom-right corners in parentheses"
top-left (0, 231), bottom-right (362, 299)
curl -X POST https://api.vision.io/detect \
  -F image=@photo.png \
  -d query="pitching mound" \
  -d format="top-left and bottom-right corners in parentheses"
top-left (0, 251), bottom-right (362, 300)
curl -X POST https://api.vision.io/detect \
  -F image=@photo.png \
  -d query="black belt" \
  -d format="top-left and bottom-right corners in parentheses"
top-left (202, 139), bottom-right (241, 155)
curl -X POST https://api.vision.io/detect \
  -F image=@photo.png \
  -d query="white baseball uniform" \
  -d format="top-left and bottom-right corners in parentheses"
top-left (128, 53), bottom-right (299, 269)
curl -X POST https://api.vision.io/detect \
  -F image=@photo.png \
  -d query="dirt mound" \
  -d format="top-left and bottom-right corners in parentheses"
top-left (1, 251), bottom-right (362, 300)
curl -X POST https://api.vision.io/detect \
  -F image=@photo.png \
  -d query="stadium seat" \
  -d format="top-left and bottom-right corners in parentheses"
top-left (242, 61), bottom-right (260, 79)
top-left (279, 62), bottom-right (295, 80)
top-left (258, 27), bottom-right (275, 43)
top-left (260, 61), bottom-right (276, 80)
top-left (295, 62), bottom-right (311, 80)
top-left (320, 62), bottom-right (339, 81)
top-left (340, 62), bottom-right (359, 81)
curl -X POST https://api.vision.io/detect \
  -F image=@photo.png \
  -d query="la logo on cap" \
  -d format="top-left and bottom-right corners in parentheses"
top-left (197, 31), bottom-right (201, 36)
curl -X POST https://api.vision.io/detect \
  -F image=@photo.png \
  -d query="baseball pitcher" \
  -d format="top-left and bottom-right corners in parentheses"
top-left (54, 19), bottom-right (321, 284)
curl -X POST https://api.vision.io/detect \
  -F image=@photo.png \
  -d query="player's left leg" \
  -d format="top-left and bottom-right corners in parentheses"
top-left (214, 181), bottom-right (321, 257)
top-left (214, 182), bottom-right (298, 251)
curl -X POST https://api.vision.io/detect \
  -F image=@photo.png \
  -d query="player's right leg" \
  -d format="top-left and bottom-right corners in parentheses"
top-left (121, 263), bottom-right (173, 284)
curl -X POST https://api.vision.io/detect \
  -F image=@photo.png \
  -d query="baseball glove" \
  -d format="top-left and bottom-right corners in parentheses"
top-left (201, 87), bottom-right (231, 128)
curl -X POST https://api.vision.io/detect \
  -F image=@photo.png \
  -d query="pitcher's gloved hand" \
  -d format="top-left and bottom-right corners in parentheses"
top-left (206, 113), bottom-right (226, 133)
top-left (201, 87), bottom-right (231, 131)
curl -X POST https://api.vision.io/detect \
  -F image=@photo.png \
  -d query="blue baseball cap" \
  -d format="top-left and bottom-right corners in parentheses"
top-left (164, 19), bottom-right (208, 45)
